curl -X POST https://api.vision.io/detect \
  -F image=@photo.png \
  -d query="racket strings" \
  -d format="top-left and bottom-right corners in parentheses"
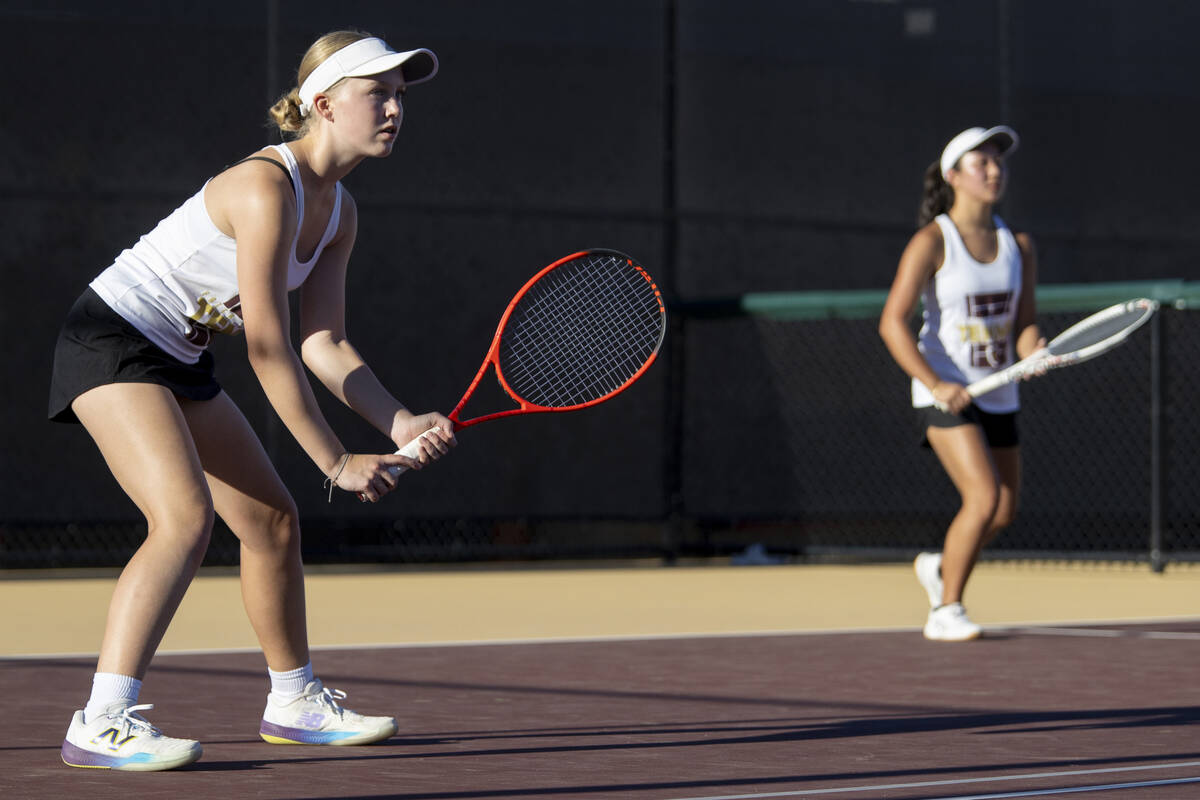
top-left (1048, 304), bottom-right (1155, 356)
top-left (499, 253), bottom-right (664, 408)
top-left (524, 264), bottom-right (657, 386)
top-left (506, 261), bottom-right (659, 404)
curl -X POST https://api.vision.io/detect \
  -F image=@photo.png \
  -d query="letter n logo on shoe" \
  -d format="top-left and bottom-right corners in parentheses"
top-left (91, 727), bottom-right (137, 751)
top-left (297, 712), bottom-right (326, 729)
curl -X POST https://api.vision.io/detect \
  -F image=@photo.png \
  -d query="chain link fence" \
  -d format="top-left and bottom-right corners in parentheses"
top-left (7, 2), bottom-right (1200, 571)
top-left (681, 281), bottom-right (1200, 567)
top-left (5, 282), bottom-right (1197, 570)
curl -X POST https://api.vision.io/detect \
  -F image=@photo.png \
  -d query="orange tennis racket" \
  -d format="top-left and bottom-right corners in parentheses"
top-left (390, 249), bottom-right (666, 474)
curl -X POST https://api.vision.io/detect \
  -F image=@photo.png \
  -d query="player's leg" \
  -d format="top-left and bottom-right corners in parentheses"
top-left (983, 446), bottom-right (1020, 548)
top-left (73, 383), bottom-right (214, 679)
top-left (918, 421), bottom-right (1003, 642)
top-left (62, 382), bottom-right (209, 770)
top-left (179, 391), bottom-right (397, 746)
top-left (177, 391), bottom-right (308, 671)
top-left (926, 423), bottom-right (1000, 606)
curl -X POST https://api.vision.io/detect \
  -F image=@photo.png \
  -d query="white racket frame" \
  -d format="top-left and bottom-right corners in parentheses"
top-left (933, 297), bottom-right (1159, 411)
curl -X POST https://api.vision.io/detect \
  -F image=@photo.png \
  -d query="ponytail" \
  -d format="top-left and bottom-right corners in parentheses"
top-left (268, 88), bottom-right (306, 137)
top-left (916, 160), bottom-right (954, 228)
top-left (266, 30), bottom-right (374, 139)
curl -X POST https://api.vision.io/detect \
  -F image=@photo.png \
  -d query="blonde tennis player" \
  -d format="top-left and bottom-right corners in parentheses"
top-left (878, 126), bottom-right (1043, 642)
top-left (48, 30), bottom-right (456, 770)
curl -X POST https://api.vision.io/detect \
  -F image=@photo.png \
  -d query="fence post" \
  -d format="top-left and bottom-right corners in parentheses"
top-left (1149, 308), bottom-right (1165, 572)
top-left (660, 0), bottom-right (684, 563)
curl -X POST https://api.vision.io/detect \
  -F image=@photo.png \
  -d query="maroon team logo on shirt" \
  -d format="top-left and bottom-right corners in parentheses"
top-left (966, 292), bottom-right (1013, 318)
top-left (964, 292), bottom-right (1014, 368)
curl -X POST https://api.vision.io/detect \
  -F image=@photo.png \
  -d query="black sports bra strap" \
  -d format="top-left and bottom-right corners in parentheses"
top-left (226, 156), bottom-right (296, 196)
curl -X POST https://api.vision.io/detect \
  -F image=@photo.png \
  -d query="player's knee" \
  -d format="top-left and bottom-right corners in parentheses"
top-left (145, 496), bottom-right (214, 562)
top-left (962, 482), bottom-right (1001, 523)
top-left (991, 497), bottom-right (1018, 530)
top-left (236, 498), bottom-right (300, 556)
top-left (264, 502), bottom-right (301, 552)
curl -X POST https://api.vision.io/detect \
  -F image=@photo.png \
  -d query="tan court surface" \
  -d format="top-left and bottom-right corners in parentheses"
top-left (3, 560), bottom-right (1198, 656)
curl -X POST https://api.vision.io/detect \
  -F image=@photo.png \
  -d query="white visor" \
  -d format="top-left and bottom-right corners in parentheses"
top-left (298, 37), bottom-right (438, 115)
top-left (939, 125), bottom-right (1019, 180)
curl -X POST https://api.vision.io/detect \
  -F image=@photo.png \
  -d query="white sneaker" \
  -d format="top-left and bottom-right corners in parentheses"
top-left (260, 679), bottom-right (397, 746)
top-left (924, 602), bottom-right (982, 642)
top-left (913, 552), bottom-right (944, 608)
top-left (61, 702), bottom-right (202, 771)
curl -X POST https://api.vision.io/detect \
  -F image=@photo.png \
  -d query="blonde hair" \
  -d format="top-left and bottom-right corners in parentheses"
top-left (268, 30), bottom-right (374, 137)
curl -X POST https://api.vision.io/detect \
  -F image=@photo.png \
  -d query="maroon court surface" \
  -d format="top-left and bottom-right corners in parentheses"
top-left (4, 622), bottom-right (1200, 799)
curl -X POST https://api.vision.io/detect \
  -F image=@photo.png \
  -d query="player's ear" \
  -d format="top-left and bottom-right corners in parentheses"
top-left (313, 92), bottom-right (334, 122)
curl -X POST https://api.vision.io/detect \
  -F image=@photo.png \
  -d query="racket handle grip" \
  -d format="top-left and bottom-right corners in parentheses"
top-left (963, 371), bottom-right (1008, 400)
top-left (386, 426), bottom-right (442, 477)
top-left (931, 351), bottom-right (1050, 411)
top-left (932, 373), bottom-right (1006, 412)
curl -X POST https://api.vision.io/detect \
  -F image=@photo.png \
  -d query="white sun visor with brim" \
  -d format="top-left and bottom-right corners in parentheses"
top-left (298, 37), bottom-right (438, 115)
top-left (939, 125), bottom-right (1019, 179)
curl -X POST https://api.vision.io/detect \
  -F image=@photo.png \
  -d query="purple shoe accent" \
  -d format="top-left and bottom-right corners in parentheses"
top-left (62, 738), bottom-right (122, 768)
top-left (259, 720), bottom-right (356, 744)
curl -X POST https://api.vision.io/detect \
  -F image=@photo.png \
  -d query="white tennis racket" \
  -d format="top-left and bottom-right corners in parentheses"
top-left (934, 298), bottom-right (1158, 411)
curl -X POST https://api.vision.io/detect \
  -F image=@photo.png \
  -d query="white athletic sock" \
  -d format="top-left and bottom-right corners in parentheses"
top-left (268, 662), bottom-right (314, 702)
top-left (83, 672), bottom-right (142, 723)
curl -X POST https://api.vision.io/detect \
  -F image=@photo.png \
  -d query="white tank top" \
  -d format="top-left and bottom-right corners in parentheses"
top-left (90, 144), bottom-right (343, 363)
top-left (911, 213), bottom-right (1023, 413)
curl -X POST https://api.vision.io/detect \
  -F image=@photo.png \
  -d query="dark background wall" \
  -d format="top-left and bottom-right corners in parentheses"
top-left (3, 1), bottom-right (1198, 563)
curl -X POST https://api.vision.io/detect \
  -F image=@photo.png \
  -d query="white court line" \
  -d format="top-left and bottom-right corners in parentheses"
top-left (0, 627), bottom-right (928, 661)
top-left (1006, 627), bottom-right (1125, 638)
top-left (1143, 631), bottom-right (1200, 640)
top-left (5, 617), bottom-right (1199, 661)
top-left (938, 776), bottom-right (1200, 798)
top-left (664, 761), bottom-right (1200, 800)
top-left (1008, 628), bottom-right (1200, 642)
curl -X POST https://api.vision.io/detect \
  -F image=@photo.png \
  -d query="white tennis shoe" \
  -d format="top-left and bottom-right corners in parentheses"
top-left (913, 551), bottom-right (944, 608)
top-left (61, 702), bottom-right (202, 771)
top-left (924, 602), bottom-right (982, 642)
top-left (260, 679), bottom-right (397, 745)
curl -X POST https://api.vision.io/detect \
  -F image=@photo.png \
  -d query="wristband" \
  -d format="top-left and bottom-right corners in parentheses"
top-left (323, 453), bottom-right (351, 503)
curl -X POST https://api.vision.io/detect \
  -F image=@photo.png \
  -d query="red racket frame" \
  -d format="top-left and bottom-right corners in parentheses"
top-left (445, 248), bottom-right (666, 431)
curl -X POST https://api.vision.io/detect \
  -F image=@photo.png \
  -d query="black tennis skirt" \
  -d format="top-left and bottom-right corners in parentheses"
top-left (48, 288), bottom-right (221, 424)
top-left (915, 403), bottom-right (1019, 449)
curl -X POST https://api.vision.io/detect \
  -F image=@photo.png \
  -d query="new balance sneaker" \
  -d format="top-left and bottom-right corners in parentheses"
top-left (913, 551), bottom-right (944, 608)
top-left (61, 703), bottom-right (202, 771)
top-left (260, 680), bottom-right (397, 746)
top-left (923, 602), bottom-right (983, 642)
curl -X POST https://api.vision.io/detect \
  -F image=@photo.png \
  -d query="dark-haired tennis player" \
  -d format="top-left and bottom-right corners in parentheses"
top-left (49, 30), bottom-right (456, 770)
top-left (878, 126), bottom-right (1043, 642)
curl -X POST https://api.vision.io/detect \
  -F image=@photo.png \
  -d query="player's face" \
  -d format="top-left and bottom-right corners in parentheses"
top-left (950, 142), bottom-right (1008, 203)
top-left (328, 67), bottom-right (408, 156)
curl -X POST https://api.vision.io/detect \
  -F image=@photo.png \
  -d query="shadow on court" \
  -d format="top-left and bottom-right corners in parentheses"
top-left (4, 625), bottom-right (1200, 799)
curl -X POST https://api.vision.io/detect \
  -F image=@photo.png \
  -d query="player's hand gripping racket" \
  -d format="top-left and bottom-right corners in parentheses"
top-left (389, 249), bottom-right (667, 474)
top-left (934, 297), bottom-right (1158, 411)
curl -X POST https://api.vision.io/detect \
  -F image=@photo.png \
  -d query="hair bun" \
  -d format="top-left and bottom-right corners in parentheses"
top-left (268, 89), bottom-right (306, 135)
